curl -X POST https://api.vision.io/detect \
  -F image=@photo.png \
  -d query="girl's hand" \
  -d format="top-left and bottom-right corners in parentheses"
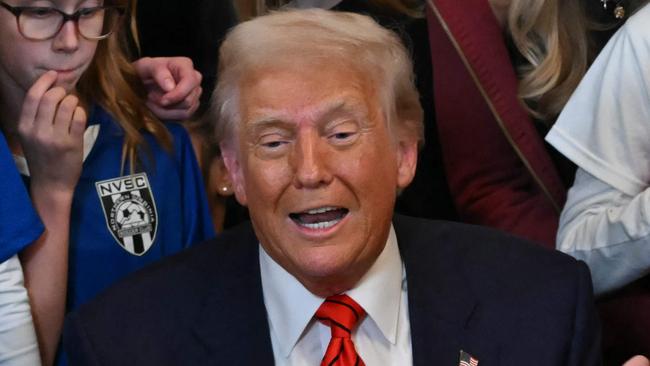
top-left (17, 71), bottom-right (87, 199)
top-left (133, 57), bottom-right (202, 120)
top-left (624, 356), bottom-right (650, 366)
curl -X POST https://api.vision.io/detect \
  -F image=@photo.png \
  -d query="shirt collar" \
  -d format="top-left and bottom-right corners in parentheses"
top-left (259, 224), bottom-right (403, 358)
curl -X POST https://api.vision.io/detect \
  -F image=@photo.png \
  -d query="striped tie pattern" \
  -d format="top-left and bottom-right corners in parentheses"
top-left (315, 294), bottom-right (366, 366)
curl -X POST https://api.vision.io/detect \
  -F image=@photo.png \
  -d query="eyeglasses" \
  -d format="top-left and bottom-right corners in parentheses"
top-left (0, 2), bottom-right (125, 41)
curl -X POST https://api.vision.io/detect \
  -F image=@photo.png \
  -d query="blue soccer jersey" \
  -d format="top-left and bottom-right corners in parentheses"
top-left (0, 131), bottom-right (43, 262)
top-left (49, 107), bottom-right (215, 366)
top-left (64, 105), bottom-right (216, 311)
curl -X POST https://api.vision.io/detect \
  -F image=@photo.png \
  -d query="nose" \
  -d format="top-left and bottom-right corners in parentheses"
top-left (291, 130), bottom-right (333, 189)
top-left (52, 20), bottom-right (80, 52)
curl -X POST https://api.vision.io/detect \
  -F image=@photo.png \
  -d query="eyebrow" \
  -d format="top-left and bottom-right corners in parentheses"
top-left (19, 0), bottom-right (100, 8)
top-left (246, 98), bottom-right (367, 131)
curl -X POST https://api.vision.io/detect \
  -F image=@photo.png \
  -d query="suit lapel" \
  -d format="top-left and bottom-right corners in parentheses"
top-left (187, 224), bottom-right (275, 364)
top-left (395, 216), bottom-right (498, 365)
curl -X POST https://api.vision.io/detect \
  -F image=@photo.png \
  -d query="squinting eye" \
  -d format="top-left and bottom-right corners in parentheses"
top-left (262, 140), bottom-right (287, 149)
top-left (332, 132), bottom-right (353, 140)
top-left (77, 7), bottom-right (101, 17)
top-left (255, 135), bottom-right (290, 159)
top-left (328, 128), bottom-right (359, 146)
top-left (24, 7), bottom-right (57, 18)
top-left (258, 133), bottom-right (290, 150)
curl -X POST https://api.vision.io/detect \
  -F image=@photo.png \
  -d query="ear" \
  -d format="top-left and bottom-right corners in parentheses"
top-left (220, 142), bottom-right (248, 206)
top-left (395, 137), bottom-right (418, 190)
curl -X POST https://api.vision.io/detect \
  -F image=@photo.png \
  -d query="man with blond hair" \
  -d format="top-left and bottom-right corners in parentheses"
top-left (64, 9), bottom-right (601, 366)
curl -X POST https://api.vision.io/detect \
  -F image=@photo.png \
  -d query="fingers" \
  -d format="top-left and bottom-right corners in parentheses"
top-left (19, 71), bottom-right (86, 148)
top-left (145, 92), bottom-right (200, 121)
top-left (132, 57), bottom-right (158, 81)
top-left (134, 56), bottom-right (203, 120)
top-left (17, 72), bottom-right (87, 194)
top-left (53, 96), bottom-right (87, 142)
top-left (133, 56), bottom-right (177, 93)
top-left (147, 79), bottom-right (202, 120)
top-left (153, 65), bottom-right (177, 94)
top-left (623, 356), bottom-right (650, 366)
top-left (133, 56), bottom-right (198, 100)
top-left (32, 87), bottom-right (67, 139)
top-left (19, 71), bottom-right (59, 131)
top-left (160, 65), bottom-right (202, 106)
top-left (70, 106), bottom-right (87, 137)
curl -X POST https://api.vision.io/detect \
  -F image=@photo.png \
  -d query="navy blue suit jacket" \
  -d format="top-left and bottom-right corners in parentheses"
top-left (64, 216), bottom-right (601, 365)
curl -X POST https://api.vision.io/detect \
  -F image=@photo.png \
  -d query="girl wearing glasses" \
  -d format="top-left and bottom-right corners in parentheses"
top-left (0, 1), bottom-right (214, 365)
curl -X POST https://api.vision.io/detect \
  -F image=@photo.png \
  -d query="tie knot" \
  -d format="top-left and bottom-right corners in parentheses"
top-left (315, 294), bottom-right (366, 338)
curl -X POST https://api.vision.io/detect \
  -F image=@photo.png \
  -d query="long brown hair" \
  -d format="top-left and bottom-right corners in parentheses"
top-left (76, 0), bottom-right (171, 171)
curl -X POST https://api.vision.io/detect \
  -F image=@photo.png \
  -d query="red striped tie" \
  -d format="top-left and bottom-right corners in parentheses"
top-left (315, 294), bottom-right (366, 366)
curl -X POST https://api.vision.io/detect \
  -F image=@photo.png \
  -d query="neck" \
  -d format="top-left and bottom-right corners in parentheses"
top-left (296, 254), bottom-right (381, 297)
top-left (301, 274), bottom-right (362, 298)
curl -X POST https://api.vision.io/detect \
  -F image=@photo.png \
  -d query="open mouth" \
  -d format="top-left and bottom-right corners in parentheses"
top-left (289, 206), bottom-right (349, 230)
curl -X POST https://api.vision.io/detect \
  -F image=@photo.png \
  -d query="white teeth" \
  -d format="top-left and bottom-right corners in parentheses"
top-left (299, 219), bottom-right (341, 230)
top-left (305, 206), bottom-right (338, 214)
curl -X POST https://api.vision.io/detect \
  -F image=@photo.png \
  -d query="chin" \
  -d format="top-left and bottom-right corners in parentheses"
top-left (297, 249), bottom-right (359, 281)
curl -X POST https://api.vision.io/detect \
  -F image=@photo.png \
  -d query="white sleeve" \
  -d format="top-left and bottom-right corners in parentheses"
top-left (558, 168), bottom-right (650, 295)
top-left (546, 6), bottom-right (650, 197)
top-left (0, 255), bottom-right (41, 366)
top-left (546, 5), bottom-right (650, 295)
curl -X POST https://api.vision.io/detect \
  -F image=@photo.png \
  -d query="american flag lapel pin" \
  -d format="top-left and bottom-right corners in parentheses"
top-left (459, 350), bottom-right (479, 366)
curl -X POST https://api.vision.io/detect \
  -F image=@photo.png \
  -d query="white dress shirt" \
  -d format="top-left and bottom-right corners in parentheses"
top-left (260, 225), bottom-right (413, 365)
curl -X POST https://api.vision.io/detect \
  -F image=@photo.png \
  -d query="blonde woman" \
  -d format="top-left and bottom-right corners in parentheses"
top-left (428, 0), bottom-right (607, 248)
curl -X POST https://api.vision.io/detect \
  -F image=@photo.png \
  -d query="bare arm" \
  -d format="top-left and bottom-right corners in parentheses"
top-left (18, 71), bottom-right (86, 366)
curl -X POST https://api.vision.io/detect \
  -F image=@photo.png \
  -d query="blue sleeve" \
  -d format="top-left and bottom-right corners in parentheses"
top-left (0, 133), bottom-right (43, 262)
top-left (169, 124), bottom-right (216, 245)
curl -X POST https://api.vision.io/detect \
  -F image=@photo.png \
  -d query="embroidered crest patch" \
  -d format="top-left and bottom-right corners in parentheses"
top-left (96, 173), bottom-right (158, 256)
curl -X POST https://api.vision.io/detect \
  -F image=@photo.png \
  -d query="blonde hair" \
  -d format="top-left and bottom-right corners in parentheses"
top-left (508, 0), bottom-right (591, 123)
top-left (261, 0), bottom-right (423, 17)
top-left (77, 0), bottom-right (171, 170)
top-left (212, 9), bottom-right (423, 148)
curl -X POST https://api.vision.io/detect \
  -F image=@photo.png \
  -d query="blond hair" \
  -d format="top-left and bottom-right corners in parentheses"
top-left (508, 0), bottom-right (591, 123)
top-left (77, 0), bottom-right (171, 170)
top-left (260, 0), bottom-right (423, 17)
top-left (212, 9), bottom-right (423, 148)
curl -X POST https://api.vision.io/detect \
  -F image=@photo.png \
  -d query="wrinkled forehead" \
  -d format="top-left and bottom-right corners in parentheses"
top-left (235, 61), bottom-right (384, 129)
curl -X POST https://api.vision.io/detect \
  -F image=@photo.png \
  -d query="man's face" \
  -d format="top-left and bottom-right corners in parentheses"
top-left (223, 63), bottom-right (417, 295)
